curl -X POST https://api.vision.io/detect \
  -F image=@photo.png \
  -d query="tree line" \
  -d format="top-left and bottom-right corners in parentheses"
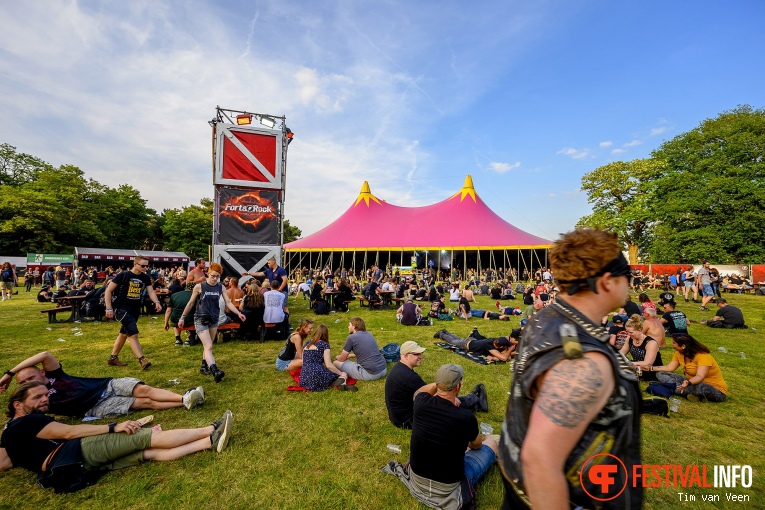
top-left (577, 105), bottom-right (765, 264)
top-left (0, 144), bottom-right (301, 258)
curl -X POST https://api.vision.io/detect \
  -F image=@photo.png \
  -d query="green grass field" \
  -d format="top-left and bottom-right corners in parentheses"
top-left (0, 285), bottom-right (763, 509)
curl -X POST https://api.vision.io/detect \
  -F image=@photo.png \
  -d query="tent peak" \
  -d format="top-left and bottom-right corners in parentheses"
top-left (449, 174), bottom-right (477, 203)
top-left (354, 181), bottom-right (382, 207)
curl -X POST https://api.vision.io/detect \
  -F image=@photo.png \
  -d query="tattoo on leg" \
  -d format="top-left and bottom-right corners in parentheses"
top-left (536, 357), bottom-right (603, 428)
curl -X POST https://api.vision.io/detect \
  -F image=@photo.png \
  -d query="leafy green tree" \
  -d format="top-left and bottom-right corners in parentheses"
top-left (95, 184), bottom-right (160, 249)
top-left (0, 143), bottom-right (52, 186)
top-left (577, 159), bottom-right (661, 263)
top-left (162, 198), bottom-right (213, 258)
top-left (283, 219), bottom-right (302, 244)
top-left (648, 105), bottom-right (765, 263)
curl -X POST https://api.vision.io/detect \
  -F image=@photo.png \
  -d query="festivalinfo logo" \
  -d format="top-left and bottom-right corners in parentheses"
top-left (580, 453), bottom-right (753, 503)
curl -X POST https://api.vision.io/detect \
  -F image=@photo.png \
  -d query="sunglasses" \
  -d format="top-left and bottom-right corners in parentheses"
top-left (138, 264), bottom-right (149, 268)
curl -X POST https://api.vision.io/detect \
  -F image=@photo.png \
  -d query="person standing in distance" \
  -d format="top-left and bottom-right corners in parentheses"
top-left (178, 263), bottom-right (246, 383)
top-left (244, 257), bottom-right (289, 304)
top-left (499, 229), bottom-right (642, 509)
top-left (105, 257), bottom-right (163, 369)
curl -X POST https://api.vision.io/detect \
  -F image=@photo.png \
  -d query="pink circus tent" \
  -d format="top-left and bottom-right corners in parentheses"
top-left (285, 176), bottom-right (552, 252)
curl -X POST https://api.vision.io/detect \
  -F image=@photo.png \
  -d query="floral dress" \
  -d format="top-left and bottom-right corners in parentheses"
top-left (299, 341), bottom-right (338, 392)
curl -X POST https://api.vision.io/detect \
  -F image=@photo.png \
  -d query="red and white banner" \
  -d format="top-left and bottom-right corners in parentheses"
top-left (214, 124), bottom-right (283, 189)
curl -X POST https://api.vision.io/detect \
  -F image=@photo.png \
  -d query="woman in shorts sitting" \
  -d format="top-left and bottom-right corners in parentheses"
top-left (275, 319), bottom-right (313, 372)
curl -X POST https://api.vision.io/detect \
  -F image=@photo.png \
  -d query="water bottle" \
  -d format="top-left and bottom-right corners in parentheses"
top-left (739, 352), bottom-right (747, 359)
top-left (386, 444), bottom-right (401, 454)
top-left (479, 422), bottom-right (494, 435)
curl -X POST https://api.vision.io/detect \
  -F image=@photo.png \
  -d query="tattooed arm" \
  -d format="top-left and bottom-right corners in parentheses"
top-left (521, 352), bottom-right (615, 509)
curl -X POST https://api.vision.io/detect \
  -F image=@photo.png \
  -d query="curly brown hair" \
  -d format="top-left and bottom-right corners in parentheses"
top-left (549, 229), bottom-right (622, 284)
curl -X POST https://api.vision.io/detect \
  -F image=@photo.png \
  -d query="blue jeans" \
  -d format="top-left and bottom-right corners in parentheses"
top-left (464, 444), bottom-right (496, 488)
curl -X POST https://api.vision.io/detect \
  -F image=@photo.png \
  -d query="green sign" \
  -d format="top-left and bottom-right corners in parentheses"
top-left (26, 253), bottom-right (74, 265)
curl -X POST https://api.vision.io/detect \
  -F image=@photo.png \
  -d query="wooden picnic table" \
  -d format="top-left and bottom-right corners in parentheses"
top-left (54, 294), bottom-right (88, 322)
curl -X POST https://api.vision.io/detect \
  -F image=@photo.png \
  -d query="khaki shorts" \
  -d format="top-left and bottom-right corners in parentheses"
top-left (81, 428), bottom-right (153, 471)
top-left (1, 282), bottom-right (13, 291)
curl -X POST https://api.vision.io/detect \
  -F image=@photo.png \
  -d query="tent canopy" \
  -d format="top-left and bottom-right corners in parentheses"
top-left (285, 176), bottom-right (552, 252)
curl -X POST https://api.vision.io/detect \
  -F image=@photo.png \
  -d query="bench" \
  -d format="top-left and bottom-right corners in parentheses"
top-left (40, 306), bottom-right (73, 323)
top-left (180, 322), bottom-right (241, 343)
top-left (357, 296), bottom-right (382, 309)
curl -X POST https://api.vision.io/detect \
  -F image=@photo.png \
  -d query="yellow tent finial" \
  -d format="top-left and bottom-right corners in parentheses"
top-left (449, 174), bottom-right (477, 202)
top-left (355, 181), bottom-right (381, 207)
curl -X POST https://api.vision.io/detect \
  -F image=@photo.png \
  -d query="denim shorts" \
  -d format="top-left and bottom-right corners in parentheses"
top-left (275, 358), bottom-right (291, 371)
top-left (116, 309), bottom-right (140, 336)
top-left (464, 444), bottom-right (496, 488)
top-left (701, 284), bottom-right (714, 297)
top-left (85, 378), bottom-right (142, 418)
top-left (340, 361), bottom-right (386, 381)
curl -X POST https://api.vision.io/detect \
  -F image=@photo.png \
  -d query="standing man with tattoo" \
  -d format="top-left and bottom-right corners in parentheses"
top-left (105, 257), bottom-right (163, 369)
top-left (499, 229), bottom-right (642, 509)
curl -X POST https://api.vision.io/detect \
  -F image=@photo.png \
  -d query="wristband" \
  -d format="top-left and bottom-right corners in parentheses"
top-left (649, 366), bottom-right (653, 372)
top-left (106, 308), bottom-right (113, 312)
top-left (108, 422), bottom-right (117, 433)
top-left (4, 370), bottom-right (15, 377)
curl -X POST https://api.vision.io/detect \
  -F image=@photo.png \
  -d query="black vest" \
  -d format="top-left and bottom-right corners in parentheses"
top-left (499, 298), bottom-right (642, 509)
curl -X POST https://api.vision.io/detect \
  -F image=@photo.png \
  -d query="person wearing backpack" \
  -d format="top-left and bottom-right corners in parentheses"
top-left (1, 262), bottom-right (17, 301)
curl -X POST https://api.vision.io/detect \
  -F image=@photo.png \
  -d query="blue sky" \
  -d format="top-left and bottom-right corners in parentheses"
top-left (1, 1), bottom-right (763, 242)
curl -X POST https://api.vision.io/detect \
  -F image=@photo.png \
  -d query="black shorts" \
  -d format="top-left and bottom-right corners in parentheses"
top-left (116, 308), bottom-right (140, 336)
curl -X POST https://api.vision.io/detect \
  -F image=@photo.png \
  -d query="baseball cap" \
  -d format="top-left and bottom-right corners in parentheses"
top-left (435, 363), bottom-right (464, 390)
top-left (400, 341), bottom-right (426, 356)
top-left (612, 315), bottom-right (625, 324)
top-left (658, 292), bottom-right (675, 305)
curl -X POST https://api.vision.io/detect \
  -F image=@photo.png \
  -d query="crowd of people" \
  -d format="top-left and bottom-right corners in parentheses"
top-left (0, 239), bottom-right (756, 508)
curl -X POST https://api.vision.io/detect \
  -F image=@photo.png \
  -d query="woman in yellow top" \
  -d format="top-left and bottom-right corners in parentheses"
top-left (650, 333), bottom-right (728, 402)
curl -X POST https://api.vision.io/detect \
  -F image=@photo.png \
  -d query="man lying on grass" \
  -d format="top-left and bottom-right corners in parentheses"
top-left (0, 351), bottom-right (205, 418)
top-left (0, 381), bottom-right (232, 493)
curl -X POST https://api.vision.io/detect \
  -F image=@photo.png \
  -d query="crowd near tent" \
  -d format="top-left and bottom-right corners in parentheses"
top-left (284, 176), bottom-right (552, 276)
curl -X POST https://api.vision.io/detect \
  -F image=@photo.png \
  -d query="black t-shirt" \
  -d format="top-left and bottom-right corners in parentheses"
top-left (717, 305), bottom-right (745, 326)
top-left (1, 414), bottom-right (67, 474)
top-left (662, 310), bottom-right (688, 335)
top-left (490, 287), bottom-right (502, 300)
top-left (384, 362), bottom-right (427, 428)
top-left (410, 393), bottom-right (478, 484)
top-left (45, 366), bottom-right (112, 417)
top-left (467, 338), bottom-right (495, 356)
top-left (459, 297), bottom-right (470, 313)
top-left (623, 301), bottom-right (642, 318)
top-left (111, 271), bottom-right (153, 312)
top-left (168, 282), bottom-right (185, 294)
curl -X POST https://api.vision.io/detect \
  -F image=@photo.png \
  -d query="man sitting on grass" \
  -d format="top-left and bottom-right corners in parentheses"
top-left (0, 351), bottom-right (205, 418)
top-left (702, 298), bottom-right (747, 329)
top-left (383, 364), bottom-right (498, 509)
top-left (0, 381), bottom-right (232, 492)
top-left (385, 342), bottom-right (487, 429)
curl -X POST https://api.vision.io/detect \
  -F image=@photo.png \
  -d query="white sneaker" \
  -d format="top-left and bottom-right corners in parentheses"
top-left (196, 386), bottom-right (205, 404)
top-left (210, 410), bottom-right (233, 453)
top-left (182, 388), bottom-right (204, 410)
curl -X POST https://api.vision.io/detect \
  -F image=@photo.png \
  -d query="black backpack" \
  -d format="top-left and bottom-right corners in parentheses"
top-left (314, 299), bottom-right (330, 315)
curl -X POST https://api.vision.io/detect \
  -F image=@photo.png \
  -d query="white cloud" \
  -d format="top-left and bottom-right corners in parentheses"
top-left (623, 140), bottom-right (642, 147)
top-left (611, 148), bottom-right (627, 154)
top-left (599, 141), bottom-right (612, 148)
top-left (557, 147), bottom-right (590, 159)
top-left (489, 161), bottom-right (521, 173)
top-left (650, 126), bottom-right (667, 136)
